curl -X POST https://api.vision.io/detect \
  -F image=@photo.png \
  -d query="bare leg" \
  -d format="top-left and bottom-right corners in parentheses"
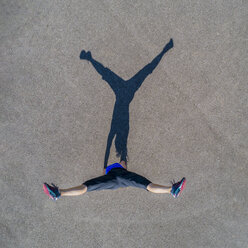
top-left (146, 183), bottom-right (172, 194)
top-left (59, 184), bottom-right (87, 197)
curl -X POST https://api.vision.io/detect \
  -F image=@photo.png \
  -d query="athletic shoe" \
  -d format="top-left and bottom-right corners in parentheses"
top-left (43, 183), bottom-right (61, 200)
top-left (171, 177), bottom-right (186, 198)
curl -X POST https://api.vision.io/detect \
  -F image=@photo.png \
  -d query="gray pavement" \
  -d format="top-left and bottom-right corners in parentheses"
top-left (1, 1), bottom-right (247, 247)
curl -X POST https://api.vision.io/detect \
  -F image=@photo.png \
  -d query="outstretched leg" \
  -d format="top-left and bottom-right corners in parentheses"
top-left (147, 177), bottom-right (186, 198)
top-left (59, 184), bottom-right (87, 196)
top-left (80, 50), bottom-right (122, 93)
top-left (146, 183), bottom-right (172, 193)
top-left (43, 183), bottom-right (87, 200)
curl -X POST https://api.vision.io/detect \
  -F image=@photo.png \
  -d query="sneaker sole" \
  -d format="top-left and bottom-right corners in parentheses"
top-left (43, 183), bottom-right (55, 200)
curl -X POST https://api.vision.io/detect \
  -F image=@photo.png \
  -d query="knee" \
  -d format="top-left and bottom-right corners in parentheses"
top-left (146, 183), bottom-right (154, 192)
top-left (82, 184), bottom-right (88, 193)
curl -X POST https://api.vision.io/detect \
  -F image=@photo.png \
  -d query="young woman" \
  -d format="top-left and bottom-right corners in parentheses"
top-left (43, 160), bottom-right (186, 200)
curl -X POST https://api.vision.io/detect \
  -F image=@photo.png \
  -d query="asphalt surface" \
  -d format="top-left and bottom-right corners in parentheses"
top-left (1, 1), bottom-right (247, 248)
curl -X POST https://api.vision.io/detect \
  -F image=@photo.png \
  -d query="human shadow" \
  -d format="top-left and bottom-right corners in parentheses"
top-left (80, 39), bottom-right (173, 168)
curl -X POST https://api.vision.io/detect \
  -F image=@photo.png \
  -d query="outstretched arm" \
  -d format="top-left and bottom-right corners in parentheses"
top-left (80, 50), bottom-right (122, 92)
top-left (130, 39), bottom-right (174, 91)
top-left (103, 130), bottom-right (115, 169)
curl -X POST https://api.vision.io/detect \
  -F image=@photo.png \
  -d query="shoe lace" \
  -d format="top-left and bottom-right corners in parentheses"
top-left (51, 183), bottom-right (61, 197)
top-left (51, 183), bottom-right (58, 189)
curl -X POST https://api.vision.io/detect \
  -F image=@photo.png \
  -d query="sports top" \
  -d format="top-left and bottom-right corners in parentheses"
top-left (105, 163), bottom-right (125, 174)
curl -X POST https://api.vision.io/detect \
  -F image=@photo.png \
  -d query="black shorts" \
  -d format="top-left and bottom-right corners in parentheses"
top-left (83, 168), bottom-right (151, 192)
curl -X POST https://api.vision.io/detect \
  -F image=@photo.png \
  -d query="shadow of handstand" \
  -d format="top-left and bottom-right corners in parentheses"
top-left (80, 39), bottom-right (173, 168)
